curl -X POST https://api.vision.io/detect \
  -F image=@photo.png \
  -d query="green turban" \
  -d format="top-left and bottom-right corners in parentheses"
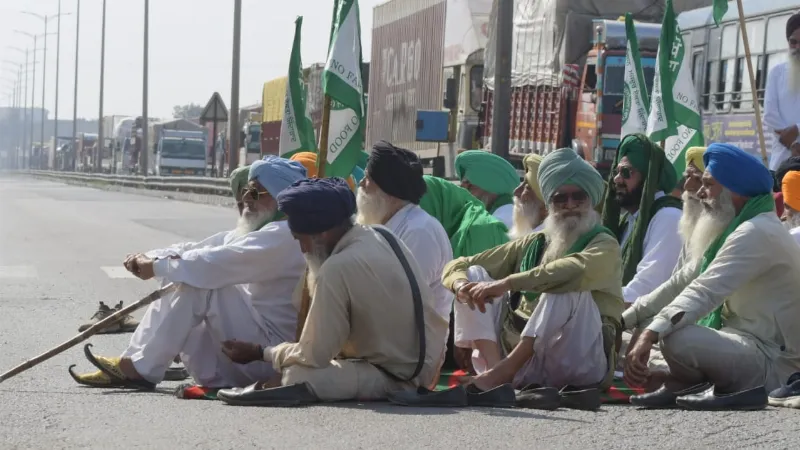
top-left (617, 134), bottom-right (677, 193)
top-left (454, 150), bottom-right (520, 195)
top-left (538, 148), bottom-right (605, 206)
top-left (230, 165), bottom-right (251, 199)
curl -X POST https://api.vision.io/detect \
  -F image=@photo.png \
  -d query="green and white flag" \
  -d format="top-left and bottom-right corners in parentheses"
top-left (279, 17), bottom-right (317, 158)
top-left (320, 0), bottom-right (365, 178)
top-left (621, 13), bottom-right (650, 137)
top-left (646, 0), bottom-right (704, 176)
top-left (713, 0), bottom-right (728, 26)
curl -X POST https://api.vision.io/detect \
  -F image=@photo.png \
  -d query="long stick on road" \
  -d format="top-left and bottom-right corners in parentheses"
top-left (0, 283), bottom-right (175, 384)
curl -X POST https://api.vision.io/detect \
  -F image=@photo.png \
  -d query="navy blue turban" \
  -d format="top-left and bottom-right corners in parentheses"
top-left (704, 143), bottom-right (773, 197)
top-left (277, 177), bottom-right (356, 235)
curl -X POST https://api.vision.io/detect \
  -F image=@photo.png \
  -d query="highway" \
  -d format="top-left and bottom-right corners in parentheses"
top-left (0, 175), bottom-right (798, 449)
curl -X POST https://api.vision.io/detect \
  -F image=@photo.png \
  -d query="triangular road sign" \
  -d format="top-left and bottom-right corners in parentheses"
top-left (200, 92), bottom-right (229, 124)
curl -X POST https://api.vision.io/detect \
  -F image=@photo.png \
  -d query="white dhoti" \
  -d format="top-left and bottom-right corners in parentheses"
top-left (453, 266), bottom-right (607, 388)
top-left (121, 281), bottom-right (282, 387)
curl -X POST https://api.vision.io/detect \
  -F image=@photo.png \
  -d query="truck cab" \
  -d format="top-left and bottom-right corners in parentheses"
top-left (155, 129), bottom-right (208, 176)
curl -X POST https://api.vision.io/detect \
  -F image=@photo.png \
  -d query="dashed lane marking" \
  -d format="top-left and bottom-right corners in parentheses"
top-left (0, 266), bottom-right (38, 278)
top-left (100, 266), bottom-right (137, 279)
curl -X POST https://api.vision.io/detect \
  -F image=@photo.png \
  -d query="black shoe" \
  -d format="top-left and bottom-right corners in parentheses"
top-left (559, 386), bottom-right (601, 411)
top-left (676, 385), bottom-right (768, 411)
top-left (387, 386), bottom-right (468, 407)
top-left (630, 382), bottom-right (711, 409)
top-left (217, 382), bottom-right (318, 407)
top-left (515, 385), bottom-right (561, 410)
top-left (465, 383), bottom-right (516, 408)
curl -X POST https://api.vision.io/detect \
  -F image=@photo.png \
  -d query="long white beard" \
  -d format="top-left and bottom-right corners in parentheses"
top-left (678, 190), bottom-right (704, 246)
top-left (508, 197), bottom-right (542, 240)
top-left (789, 53), bottom-right (800, 95)
top-left (784, 211), bottom-right (800, 231)
top-left (234, 207), bottom-right (275, 238)
top-left (688, 188), bottom-right (736, 264)
top-left (356, 188), bottom-right (393, 225)
top-left (304, 237), bottom-right (331, 294)
top-left (540, 207), bottom-right (600, 265)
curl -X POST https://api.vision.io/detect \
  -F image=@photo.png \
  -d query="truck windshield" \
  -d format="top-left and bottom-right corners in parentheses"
top-left (247, 125), bottom-right (261, 152)
top-left (161, 139), bottom-right (206, 160)
top-left (604, 60), bottom-right (656, 114)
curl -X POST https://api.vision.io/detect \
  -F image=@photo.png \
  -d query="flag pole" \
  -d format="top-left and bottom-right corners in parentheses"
top-left (735, 0), bottom-right (768, 166)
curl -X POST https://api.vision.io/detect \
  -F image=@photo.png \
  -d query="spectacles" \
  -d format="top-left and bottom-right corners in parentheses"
top-left (614, 166), bottom-right (634, 180)
top-left (243, 188), bottom-right (270, 201)
top-left (551, 191), bottom-right (589, 205)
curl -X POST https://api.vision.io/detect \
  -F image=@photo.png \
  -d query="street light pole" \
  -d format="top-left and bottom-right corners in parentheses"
top-left (55, 0), bottom-right (63, 169)
top-left (71, 0), bottom-right (81, 172)
top-left (141, 0), bottom-right (149, 176)
top-left (97, 0), bottom-right (107, 173)
top-left (229, 0), bottom-right (242, 173)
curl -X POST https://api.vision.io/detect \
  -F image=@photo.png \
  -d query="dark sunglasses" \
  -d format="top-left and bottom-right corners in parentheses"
top-left (243, 187), bottom-right (270, 201)
top-left (614, 166), bottom-right (634, 180)
top-left (551, 191), bottom-right (589, 205)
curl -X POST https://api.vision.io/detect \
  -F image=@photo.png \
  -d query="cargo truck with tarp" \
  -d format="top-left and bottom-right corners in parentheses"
top-left (481, 0), bottom-right (712, 175)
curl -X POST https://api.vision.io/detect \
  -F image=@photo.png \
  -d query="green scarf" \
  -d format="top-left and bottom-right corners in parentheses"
top-left (696, 194), bottom-right (775, 329)
top-left (489, 193), bottom-right (514, 215)
top-left (517, 224), bottom-right (615, 306)
top-left (418, 175), bottom-right (509, 258)
top-left (602, 136), bottom-right (681, 284)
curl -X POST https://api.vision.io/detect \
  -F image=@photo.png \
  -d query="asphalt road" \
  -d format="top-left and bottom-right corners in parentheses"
top-left (1, 175), bottom-right (798, 449)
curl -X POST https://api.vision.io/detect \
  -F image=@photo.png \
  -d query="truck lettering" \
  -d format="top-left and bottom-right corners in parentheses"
top-left (381, 39), bottom-right (423, 89)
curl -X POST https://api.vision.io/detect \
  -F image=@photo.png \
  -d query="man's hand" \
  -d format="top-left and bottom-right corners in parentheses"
top-left (623, 329), bottom-right (657, 388)
top-left (221, 340), bottom-right (263, 365)
top-left (123, 253), bottom-right (145, 274)
top-left (131, 255), bottom-right (155, 280)
top-left (465, 279), bottom-right (511, 313)
top-left (778, 125), bottom-right (799, 148)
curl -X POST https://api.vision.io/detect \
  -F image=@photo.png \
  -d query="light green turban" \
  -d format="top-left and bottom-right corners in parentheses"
top-left (454, 150), bottom-right (519, 195)
top-left (538, 148), bottom-right (605, 206)
top-left (230, 165), bottom-right (251, 199)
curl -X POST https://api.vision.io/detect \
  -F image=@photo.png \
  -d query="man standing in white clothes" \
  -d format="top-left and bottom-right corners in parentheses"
top-left (764, 13), bottom-right (800, 170)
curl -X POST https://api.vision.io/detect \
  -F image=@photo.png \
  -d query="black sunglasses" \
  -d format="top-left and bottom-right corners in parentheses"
top-left (551, 191), bottom-right (589, 205)
top-left (244, 187), bottom-right (270, 201)
top-left (613, 166), bottom-right (634, 180)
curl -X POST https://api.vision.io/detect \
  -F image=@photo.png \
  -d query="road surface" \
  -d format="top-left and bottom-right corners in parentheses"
top-left (0, 175), bottom-right (797, 449)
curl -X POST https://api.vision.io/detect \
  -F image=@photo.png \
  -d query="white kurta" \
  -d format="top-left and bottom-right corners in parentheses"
top-left (620, 192), bottom-right (682, 304)
top-left (492, 203), bottom-right (514, 229)
top-left (764, 62), bottom-right (800, 170)
top-left (123, 220), bottom-right (305, 387)
top-left (791, 226), bottom-right (800, 246)
top-left (385, 204), bottom-right (454, 322)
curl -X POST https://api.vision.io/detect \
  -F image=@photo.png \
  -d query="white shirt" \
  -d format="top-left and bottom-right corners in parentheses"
top-left (492, 203), bottom-right (514, 229)
top-left (790, 226), bottom-right (800, 246)
top-left (764, 62), bottom-right (800, 170)
top-left (151, 221), bottom-right (305, 343)
top-left (385, 204), bottom-right (455, 321)
top-left (620, 191), bottom-right (683, 304)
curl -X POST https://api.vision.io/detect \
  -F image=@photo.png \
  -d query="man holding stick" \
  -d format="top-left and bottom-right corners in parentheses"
top-left (764, 13), bottom-right (800, 170)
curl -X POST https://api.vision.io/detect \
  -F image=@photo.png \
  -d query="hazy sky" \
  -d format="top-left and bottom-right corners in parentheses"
top-left (0, 0), bottom-right (385, 121)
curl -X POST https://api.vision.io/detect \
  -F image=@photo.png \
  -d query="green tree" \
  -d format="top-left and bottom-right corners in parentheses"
top-left (172, 103), bottom-right (204, 119)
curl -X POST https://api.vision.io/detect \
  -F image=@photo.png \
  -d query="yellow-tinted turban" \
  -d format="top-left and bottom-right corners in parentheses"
top-left (686, 146), bottom-right (706, 171)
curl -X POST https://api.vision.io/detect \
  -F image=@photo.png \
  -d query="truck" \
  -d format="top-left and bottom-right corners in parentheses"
top-left (481, 0), bottom-right (713, 176)
top-left (154, 129), bottom-right (208, 176)
top-left (260, 77), bottom-right (288, 158)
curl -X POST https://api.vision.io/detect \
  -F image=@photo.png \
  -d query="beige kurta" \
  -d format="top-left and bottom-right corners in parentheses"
top-left (267, 224), bottom-right (449, 401)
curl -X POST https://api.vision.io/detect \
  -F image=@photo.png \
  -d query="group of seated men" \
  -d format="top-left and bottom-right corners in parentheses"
top-left (69, 136), bottom-right (800, 410)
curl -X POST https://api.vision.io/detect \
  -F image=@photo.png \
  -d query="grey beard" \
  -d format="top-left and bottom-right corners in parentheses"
top-left (784, 212), bottom-right (800, 231)
top-left (508, 198), bottom-right (542, 240)
top-left (540, 208), bottom-right (599, 265)
top-left (234, 207), bottom-right (275, 238)
top-left (356, 188), bottom-right (392, 225)
top-left (303, 239), bottom-right (331, 294)
top-left (678, 191), bottom-right (703, 246)
top-left (689, 189), bottom-right (736, 264)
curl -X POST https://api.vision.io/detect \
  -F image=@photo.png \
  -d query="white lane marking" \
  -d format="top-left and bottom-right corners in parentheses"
top-left (101, 266), bottom-right (137, 279)
top-left (0, 266), bottom-right (38, 278)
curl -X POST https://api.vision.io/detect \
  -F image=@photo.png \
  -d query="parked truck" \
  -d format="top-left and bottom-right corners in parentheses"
top-left (154, 129), bottom-right (208, 176)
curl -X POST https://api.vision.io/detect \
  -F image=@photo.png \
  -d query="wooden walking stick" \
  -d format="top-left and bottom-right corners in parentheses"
top-left (0, 283), bottom-right (175, 384)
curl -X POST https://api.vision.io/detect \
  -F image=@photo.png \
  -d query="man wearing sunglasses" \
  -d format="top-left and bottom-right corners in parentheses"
top-left (441, 148), bottom-right (624, 408)
top-left (763, 12), bottom-right (800, 170)
top-left (70, 156), bottom-right (309, 396)
top-left (601, 134), bottom-right (682, 306)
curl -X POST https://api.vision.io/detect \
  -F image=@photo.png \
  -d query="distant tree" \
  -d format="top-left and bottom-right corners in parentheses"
top-left (172, 103), bottom-right (204, 119)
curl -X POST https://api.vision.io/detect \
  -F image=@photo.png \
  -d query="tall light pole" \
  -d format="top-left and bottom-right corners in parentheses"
top-left (71, 0), bottom-right (81, 171)
top-left (8, 43), bottom-right (40, 169)
top-left (13, 31), bottom-right (48, 169)
top-left (229, 0), bottom-right (242, 173)
top-left (55, 1), bottom-right (64, 169)
top-left (141, 0), bottom-right (149, 175)
top-left (97, 0), bottom-right (107, 173)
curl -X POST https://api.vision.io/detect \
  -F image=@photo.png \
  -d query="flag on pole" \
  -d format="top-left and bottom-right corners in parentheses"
top-left (621, 13), bottom-right (650, 137)
top-left (279, 17), bottom-right (317, 158)
top-left (320, 0), bottom-right (365, 178)
top-left (713, 0), bottom-right (728, 26)
top-left (645, 0), bottom-right (705, 176)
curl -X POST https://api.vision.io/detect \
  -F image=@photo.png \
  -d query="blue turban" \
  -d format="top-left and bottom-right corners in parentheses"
top-left (248, 155), bottom-right (308, 199)
top-left (538, 148), bottom-right (605, 206)
top-left (704, 143), bottom-right (772, 197)
top-left (277, 177), bottom-right (356, 235)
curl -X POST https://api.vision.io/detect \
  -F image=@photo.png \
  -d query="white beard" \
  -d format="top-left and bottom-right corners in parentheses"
top-left (356, 188), bottom-right (393, 225)
top-left (508, 197), bottom-right (542, 240)
top-left (678, 190), bottom-right (704, 246)
top-left (304, 237), bottom-right (331, 294)
top-left (540, 207), bottom-right (600, 265)
top-left (784, 210), bottom-right (800, 231)
top-left (789, 52), bottom-right (800, 95)
top-left (688, 188), bottom-right (736, 265)
top-left (234, 206), bottom-right (275, 238)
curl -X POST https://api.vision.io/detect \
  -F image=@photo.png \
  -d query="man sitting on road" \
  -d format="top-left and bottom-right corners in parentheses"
top-left (625, 143), bottom-right (800, 410)
top-left (355, 141), bottom-right (453, 325)
top-left (602, 134), bottom-right (682, 306)
top-left (508, 154), bottom-right (547, 240)
top-left (215, 177), bottom-right (448, 406)
top-left (442, 149), bottom-right (624, 407)
top-left (455, 150), bottom-right (520, 228)
top-left (69, 156), bottom-right (308, 397)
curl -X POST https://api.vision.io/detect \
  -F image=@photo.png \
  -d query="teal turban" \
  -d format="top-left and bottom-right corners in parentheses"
top-left (454, 150), bottom-right (520, 195)
top-left (230, 165), bottom-right (251, 198)
top-left (538, 148), bottom-right (605, 206)
top-left (617, 133), bottom-right (677, 193)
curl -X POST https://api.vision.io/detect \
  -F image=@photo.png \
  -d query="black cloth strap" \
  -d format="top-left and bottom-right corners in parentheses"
top-left (372, 226), bottom-right (426, 382)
